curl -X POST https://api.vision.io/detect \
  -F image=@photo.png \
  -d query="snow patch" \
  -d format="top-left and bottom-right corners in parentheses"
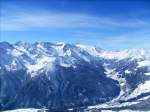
top-left (76, 44), bottom-right (100, 57)
top-left (138, 60), bottom-right (150, 68)
top-left (125, 70), bottom-right (131, 74)
top-left (51, 44), bottom-right (65, 56)
top-left (125, 80), bottom-right (150, 100)
top-left (60, 63), bottom-right (71, 67)
top-left (145, 72), bottom-right (150, 76)
top-left (11, 49), bottom-right (22, 57)
top-left (26, 56), bottom-right (56, 77)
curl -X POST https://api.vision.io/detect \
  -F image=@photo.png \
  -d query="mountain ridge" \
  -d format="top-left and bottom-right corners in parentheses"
top-left (0, 42), bottom-right (150, 111)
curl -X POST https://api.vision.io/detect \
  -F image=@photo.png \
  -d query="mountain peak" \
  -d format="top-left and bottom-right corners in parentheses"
top-left (0, 41), bottom-right (150, 75)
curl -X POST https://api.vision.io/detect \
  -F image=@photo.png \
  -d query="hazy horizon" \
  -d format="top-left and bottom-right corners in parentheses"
top-left (1, 0), bottom-right (150, 50)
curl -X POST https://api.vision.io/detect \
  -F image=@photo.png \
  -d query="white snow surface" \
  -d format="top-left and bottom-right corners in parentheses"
top-left (2, 42), bottom-right (150, 72)
top-left (2, 108), bottom-right (47, 112)
top-left (76, 44), bottom-right (101, 57)
top-left (145, 72), bottom-right (150, 76)
top-left (125, 70), bottom-right (131, 74)
top-left (138, 60), bottom-right (150, 68)
top-left (26, 56), bottom-right (56, 77)
top-left (101, 110), bottom-right (148, 112)
top-left (125, 80), bottom-right (150, 100)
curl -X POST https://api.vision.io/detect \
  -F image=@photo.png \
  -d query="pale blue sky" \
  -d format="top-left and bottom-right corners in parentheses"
top-left (1, 0), bottom-right (150, 50)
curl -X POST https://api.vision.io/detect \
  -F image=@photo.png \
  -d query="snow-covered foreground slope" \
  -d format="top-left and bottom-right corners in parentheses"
top-left (2, 108), bottom-right (49, 112)
top-left (101, 110), bottom-right (148, 112)
top-left (2, 108), bottom-right (148, 112)
top-left (0, 42), bottom-right (150, 111)
top-left (3, 108), bottom-right (40, 112)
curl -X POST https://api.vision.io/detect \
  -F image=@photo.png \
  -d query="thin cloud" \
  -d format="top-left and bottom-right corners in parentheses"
top-left (1, 10), bottom-right (150, 31)
top-left (75, 29), bottom-right (150, 50)
top-left (97, 32), bottom-right (150, 50)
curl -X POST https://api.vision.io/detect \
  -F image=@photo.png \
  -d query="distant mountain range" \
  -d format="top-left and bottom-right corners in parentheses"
top-left (0, 42), bottom-right (150, 111)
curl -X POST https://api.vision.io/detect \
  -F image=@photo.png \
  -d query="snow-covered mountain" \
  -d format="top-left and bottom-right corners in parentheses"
top-left (0, 42), bottom-right (150, 111)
